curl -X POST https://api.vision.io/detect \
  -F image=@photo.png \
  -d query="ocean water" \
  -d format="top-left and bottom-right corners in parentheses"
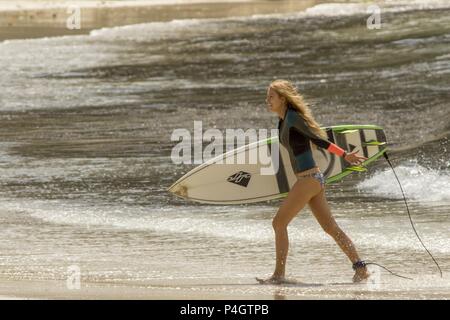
top-left (0, 0), bottom-right (449, 298)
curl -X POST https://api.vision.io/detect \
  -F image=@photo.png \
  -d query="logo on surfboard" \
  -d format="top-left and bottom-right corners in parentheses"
top-left (227, 171), bottom-right (251, 187)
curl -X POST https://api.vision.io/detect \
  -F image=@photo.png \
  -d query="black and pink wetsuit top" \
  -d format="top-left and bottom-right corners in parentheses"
top-left (278, 106), bottom-right (346, 173)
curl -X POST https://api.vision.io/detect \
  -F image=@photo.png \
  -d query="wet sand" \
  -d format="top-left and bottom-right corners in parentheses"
top-left (1, 277), bottom-right (449, 300)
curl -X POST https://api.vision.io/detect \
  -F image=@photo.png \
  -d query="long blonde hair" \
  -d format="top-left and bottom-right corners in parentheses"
top-left (269, 79), bottom-right (327, 139)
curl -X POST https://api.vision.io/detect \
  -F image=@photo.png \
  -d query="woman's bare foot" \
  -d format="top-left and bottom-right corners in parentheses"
top-left (352, 266), bottom-right (370, 283)
top-left (256, 275), bottom-right (285, 285)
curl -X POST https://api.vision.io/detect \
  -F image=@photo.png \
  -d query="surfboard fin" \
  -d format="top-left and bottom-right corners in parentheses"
top-left (363, 140), bottom-right (386, 146)
top-left (345, 165), bottom-right (367, 172)
top-left (335, 129), bottom-right (358, 134)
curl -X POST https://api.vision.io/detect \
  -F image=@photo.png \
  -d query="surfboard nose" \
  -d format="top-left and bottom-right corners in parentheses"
top-left (169, 184), bottom-right (188, 198)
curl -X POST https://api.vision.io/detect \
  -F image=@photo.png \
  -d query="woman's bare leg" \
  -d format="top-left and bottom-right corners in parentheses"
top-left (257, 177), bottom-right (321, 284)
top-left (308, 188), bottom-right (370, 282)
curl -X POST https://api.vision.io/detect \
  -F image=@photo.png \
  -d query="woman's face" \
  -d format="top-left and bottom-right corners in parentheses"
top-left (266, 87), bottom-right (286, 114)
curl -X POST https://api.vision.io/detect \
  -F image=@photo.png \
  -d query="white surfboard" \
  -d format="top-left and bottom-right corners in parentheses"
top-left (168, 125), bottom-right (387, 204)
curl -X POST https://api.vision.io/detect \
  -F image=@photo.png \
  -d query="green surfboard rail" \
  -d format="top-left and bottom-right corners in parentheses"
top-left (331, 124), bottom-right (384, 131)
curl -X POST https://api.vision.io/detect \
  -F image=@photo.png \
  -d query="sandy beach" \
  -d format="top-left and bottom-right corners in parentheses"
top-left (1, 276), bottom-right (449, 300)
top-left (0, 0), bottom-right (323, 41)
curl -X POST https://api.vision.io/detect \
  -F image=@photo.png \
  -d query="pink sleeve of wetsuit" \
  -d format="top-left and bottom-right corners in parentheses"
top-left (327, 143), bottom-right (346, 157)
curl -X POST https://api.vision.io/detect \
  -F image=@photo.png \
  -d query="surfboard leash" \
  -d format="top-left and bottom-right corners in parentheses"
top-left (364, 262), bottom-right (413, 280)
top-left (383, 151), bottom-right (443, 278)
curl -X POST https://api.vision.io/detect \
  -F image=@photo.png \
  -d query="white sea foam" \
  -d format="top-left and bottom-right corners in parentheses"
top-left (2, 0), bottom-right (449, 46)
top-left (1, 195), bottom-right (448, 254)
top-left (303, 3), bottom-right (368, 17)
top-left (86, 0), bottom-right (450, 42)
top-left (302, 0), bottom-right (450, 17)
top-left (357, 162), bottom-right (450, 203)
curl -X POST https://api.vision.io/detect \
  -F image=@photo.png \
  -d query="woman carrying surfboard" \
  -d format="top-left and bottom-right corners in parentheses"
top-left (257, 79), bottom-right (370, 284)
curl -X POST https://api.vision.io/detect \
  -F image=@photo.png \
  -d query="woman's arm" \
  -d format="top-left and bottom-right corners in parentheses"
top-left (288, 111), bottom-right (368, 164)
top-left (288, 110), bottom-right (346, 157)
